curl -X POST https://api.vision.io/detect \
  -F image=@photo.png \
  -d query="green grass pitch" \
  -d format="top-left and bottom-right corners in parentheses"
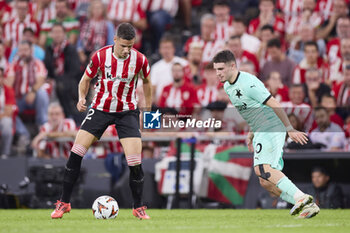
top-left (1, 209), bottom-right (350, 233)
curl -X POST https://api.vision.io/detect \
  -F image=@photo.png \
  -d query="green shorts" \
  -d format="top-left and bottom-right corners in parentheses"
top-left (253, 132), bottom-right (286, 171)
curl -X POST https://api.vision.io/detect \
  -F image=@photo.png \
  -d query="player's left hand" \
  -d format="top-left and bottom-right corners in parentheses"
top-left (287, 129), bottom-right (308, 145)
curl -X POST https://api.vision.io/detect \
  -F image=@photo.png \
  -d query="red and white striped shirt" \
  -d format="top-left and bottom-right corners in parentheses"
top-left (292, 57), bottom-right (330, 84)
top-left (315, 0), bottom-right (335, 21)
top-left (3, 15), bottom-right (40, 48)
top-left (38, 118), bottom-right (76, 158)
top-left (140, 0), bottom-right (179, 17)
top-left (333, 81), bottom-right (350, 107)
top-left (184, 36), bottom-right (225, 63)
top-left (196, 84), bottom-right (219, 107)
top-left (85, 45), bottom-right (150, 113)
top-left (215, 15), bottom-right (234, 42)
top-left (248, 16), bottom-right (285, 36)
top-left (327, 38), bottom-right (341, 64)
top-left (32, 1), bottom-right (56, 26)
top-left (158, 83), bottom-right (199, 115)
top-left (286, 12), bottom-right (322, 35)
top-left (7, 58), bottom-right (48, 98)
top-left (108, 0), bottom-right (145, 22)
top-left (276, 0), bottom-right (304, 24)
top-left (280, 101), bottom-right (313, 131)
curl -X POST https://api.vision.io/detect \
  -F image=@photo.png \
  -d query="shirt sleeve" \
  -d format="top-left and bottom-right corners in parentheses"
top-left (245, 74), bottom-right (272, 104)
top-left (85, 51), bottom-right (100, 78)
top-left (139, 55), bottom-right (150, 80)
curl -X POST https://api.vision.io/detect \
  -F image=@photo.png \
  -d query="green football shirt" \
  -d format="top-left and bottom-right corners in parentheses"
top-left (223, 71), bottom-right (285, 132)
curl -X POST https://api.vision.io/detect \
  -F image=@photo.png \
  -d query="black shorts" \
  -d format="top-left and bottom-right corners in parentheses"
top-left (80, 108), bottom-right (141, 139)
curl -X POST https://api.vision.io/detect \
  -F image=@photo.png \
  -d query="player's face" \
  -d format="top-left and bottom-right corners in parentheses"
top-left (114, 36), bottom-right (135, 59)
top-left (213, 62), bottom-right (235, 83)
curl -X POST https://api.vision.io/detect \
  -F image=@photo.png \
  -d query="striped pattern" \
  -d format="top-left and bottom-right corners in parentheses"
top-left (108, 0), bottom-right (145, 22)
top-left (140, 0), bottom-right (178, 17)
top-left (4, 15), bottom-right (40, 48)
top-left (32, 1), bottom-right (56, 26)
top-left (184, 36), bottom-right (225, 63)
top-left (7, 59), bottom-right (48, 99)
top-left (39, 119), bottom-right (76, 158)
top-left (126, 154), bottom-right (141, 166)
top-left (71, 143), bottom-right (88, 157)
top-left (86, 45), bottom-right (150, 113)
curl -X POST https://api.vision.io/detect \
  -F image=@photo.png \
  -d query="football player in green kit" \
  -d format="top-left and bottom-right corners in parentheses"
top-left (213, 50), bottom-right (319, 218)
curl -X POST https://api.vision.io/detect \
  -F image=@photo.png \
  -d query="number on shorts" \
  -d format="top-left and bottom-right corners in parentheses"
top-left (81, 109), bottom-right (95, 126)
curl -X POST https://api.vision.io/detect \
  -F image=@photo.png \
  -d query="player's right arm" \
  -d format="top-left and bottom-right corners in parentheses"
top-left (77, 73), bottom-right (92, 112)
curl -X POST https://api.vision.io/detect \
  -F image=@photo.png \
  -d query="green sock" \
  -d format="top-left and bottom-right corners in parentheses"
top-left (280, 191), bottom-right (296, 205)
top-left (276, 176), bottom-right (304, 203)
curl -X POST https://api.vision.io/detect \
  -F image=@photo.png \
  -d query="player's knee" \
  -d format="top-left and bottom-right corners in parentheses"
top-left (129, 164), bottom-right (144, 182)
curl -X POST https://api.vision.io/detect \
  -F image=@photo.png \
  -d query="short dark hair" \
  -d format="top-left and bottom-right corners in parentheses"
top-left (228, 35), bottom-right (241, 42)
top-left (290, 84), bottom-right (304, 89)
top-left (314, 106), bottom-right (328, 114)
top-left (321, 93), bottom-right (336, 102)
top-left (304, 41), bottom-right (319, 51)
top-left (311, 166), bottom-right (329, 176)
top-left (116, 23), bottom-right (136, 40)
top-left (213, 50), bottom-right (236, 64)
top-left (213, 0), bottom-right (230, 7)
top-left (233, 16), bottom-right (248, 27)
top-left (160, 35), bottom-right (175, 47)
top-left (23, 27), bottom-right (34, 34)
top-left (267, 38), bottom-right (281, 48)
top-left (260, 24), bottom-right (275, 33)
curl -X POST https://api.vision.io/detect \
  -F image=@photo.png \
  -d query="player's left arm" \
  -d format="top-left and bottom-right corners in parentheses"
top-left (265, 96), bottom-right (308, 145)
top-left (142, 75), bottom-right (152, 111)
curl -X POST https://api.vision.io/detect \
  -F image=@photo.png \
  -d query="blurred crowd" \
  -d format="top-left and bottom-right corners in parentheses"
top-left (0, 0), bottom-right (350, 159)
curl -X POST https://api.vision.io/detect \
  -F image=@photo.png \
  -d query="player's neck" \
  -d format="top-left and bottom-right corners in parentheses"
top-left (228, 70), bottom-right (239, 85)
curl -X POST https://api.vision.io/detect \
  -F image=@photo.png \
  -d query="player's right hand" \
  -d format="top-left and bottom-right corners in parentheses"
top-left (77, 98), bottom-right (87, 112)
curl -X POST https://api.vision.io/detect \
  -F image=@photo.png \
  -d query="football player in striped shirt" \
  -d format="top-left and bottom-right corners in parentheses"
top-left (51, 23), bottom-right (152, 220)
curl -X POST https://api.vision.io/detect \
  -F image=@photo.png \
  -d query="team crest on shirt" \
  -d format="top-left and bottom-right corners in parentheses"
top-left (129, 65), bottom-right (136, 73)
